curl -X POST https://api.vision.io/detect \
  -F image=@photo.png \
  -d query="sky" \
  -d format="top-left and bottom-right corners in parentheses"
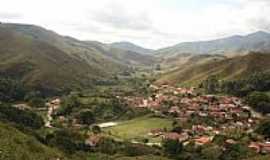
top-left (0, 0), bottom-right (270, 49)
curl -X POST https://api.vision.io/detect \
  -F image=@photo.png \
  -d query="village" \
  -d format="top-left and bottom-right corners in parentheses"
top-left (39, 84), bottom-right (270, 155)
top-left (122, 84), bottom-right (270, 153)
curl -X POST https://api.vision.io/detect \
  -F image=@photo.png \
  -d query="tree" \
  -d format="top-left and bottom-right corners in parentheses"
top-left (29, 97), bottom-right (45, 108)
top-left (163, 139), bottom-right (183, 155)
top-left (77, 111), bottom-right (95, 125)
top-left (46, 129), bottom-right (85, 153)
top-left (98, 138), bottom-right (118, 155)
top-left (156, 64), bottom-right (161, 71)
top-left (142, 138), bottom-right (149, 144)
top-left (203, 76), bottom-right (220, 94)
top-left (201, 145), bottom-right (223, 160)
top-left (171, 126), bottom-right (182, 133)
top-left (246, 92), bottom-right (270, 114)
top-left (92, 125), bottom-right (101, 134)
top-left (220, 143), bottom-right (254, 160)
top-left (0, 103), bottom-right (44, 129)
top-left (0, 77), bottom-right (26, 102)
top-left (57, 94), bottom-right (80, 116)
top-left (256, 119), bottom-right (270, 138)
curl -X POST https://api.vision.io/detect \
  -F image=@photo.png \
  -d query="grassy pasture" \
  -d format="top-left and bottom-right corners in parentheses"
top-left (104, 115), bottom-right (173, 142)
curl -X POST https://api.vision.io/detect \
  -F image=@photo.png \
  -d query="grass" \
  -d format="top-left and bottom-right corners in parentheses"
top-left (104, 115), bottom-right (173, 142)
top-left (0, 122), bottom-right (65, 160)
top-left (86, 154), bottom-right (172, 160)
top-left (265, 91), bottom-right (270, 97)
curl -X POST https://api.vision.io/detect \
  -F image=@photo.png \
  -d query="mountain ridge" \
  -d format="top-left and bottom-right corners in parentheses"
top-left (110, 41), bottom-right (154, 55)
top-left (0, 23), bottom-right (156, 95)
top-left (156, 52), bottom-right (270, 86)
top-left (155, 31), bottom-right (270, 58)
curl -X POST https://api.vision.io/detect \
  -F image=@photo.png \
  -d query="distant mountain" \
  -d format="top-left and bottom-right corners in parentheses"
top-left (156, 31), bottom-right (270, 57)
top-left (110, 41), bottom-right (154, 55)
top-left (156, 52), bottom-right (270, 86)
top-left (0, 23), bottom-right (156, 95)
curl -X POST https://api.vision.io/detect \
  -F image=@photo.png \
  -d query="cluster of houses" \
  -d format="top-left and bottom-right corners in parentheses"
top-left (148, 128), bottom-right (213, 146)
top-left (249, 142), bottom-right (270, 154)
top-left (122, 84), bottom-right (270, 152)
top-left (124, 85), bottom-right (259, 129)
top-left (40, 85), bottom-right (270, 155)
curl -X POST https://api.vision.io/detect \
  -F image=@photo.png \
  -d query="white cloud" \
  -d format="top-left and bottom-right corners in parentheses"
top-left (0, 12), bottom-right (22, 19)
top-left (0, 0), bottom-right (269, 49)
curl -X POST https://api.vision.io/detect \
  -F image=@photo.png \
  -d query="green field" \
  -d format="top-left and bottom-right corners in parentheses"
top-left (266, 91), bottom-right (270, 97)
top-left (104, 115), bottom-right (173, 142)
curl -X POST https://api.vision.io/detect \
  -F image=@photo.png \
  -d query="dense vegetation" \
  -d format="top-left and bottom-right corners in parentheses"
top-left (202, 72), bottom-right (270, 114)
top-left (0, 77), bottom-right (26, 102)
top-left (0, 103), bottom-right (44, 129)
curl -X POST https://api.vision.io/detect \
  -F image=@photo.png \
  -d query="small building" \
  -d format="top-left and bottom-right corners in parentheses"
top-left (148, 128), bottom-right (164, 136)
top-left (85, 135), bottom-right (101, 147)
top-left (194, 136), bottom-right (213, 145)
top-left (162, 132), bottom-right (182, 141)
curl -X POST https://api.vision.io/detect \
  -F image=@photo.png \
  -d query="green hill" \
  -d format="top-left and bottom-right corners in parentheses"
top-left (110, 41), bottom-right (154, 55)
top-left (0, 25), bottom-right (106, 94)
top-left (1, 23), bottom-right (156, 67)
top-left (0, 122), bottom-right (67, 160)
top-left (0, 23), bottom-right (156, 95)
top-left (156, 52), bottom-right (270, 86)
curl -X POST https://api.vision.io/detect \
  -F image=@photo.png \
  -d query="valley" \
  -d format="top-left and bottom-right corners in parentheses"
top-left (1, 23), bottom-right (270, 160)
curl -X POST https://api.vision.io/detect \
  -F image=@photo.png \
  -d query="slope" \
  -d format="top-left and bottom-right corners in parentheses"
top-left (0, 25), bottom-right (118, 95)
top-left (0, 122), bottom-right (66, 160)
top-left (0, 23), bottom-right (156, 95)
top-left (156, 52), bottom-right (270, 86)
